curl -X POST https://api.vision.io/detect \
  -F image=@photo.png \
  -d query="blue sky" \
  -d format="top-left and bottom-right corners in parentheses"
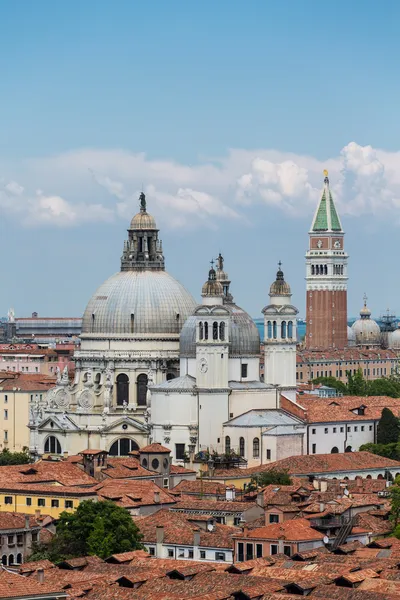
top-left (1, 0), bottom-right (400, 320)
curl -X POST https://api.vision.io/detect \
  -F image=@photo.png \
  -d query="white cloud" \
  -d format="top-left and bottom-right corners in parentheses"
top-left (2, 141), bottom-right (400, 228)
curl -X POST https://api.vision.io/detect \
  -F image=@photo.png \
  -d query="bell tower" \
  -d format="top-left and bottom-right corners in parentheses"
top-left (305, 171), bottom-right (348, 349)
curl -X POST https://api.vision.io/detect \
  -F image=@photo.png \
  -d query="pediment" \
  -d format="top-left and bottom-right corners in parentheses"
top-left (101, 416), bottom-right (148, 434)
top-left (38, 414), bottom-right (80, 431)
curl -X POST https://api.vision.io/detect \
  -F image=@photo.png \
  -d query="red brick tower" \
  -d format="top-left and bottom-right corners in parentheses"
top-left (305, 171), bottom-right (348, 350)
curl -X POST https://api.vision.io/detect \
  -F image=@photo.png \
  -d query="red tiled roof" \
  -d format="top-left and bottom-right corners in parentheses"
top-left (0, 568), bottom-right (65, 598)
top-left (171, 480), bottom-right (236, 495)
top-left (236, 518), bottom-right (325, 542)
top-left (96, 480), bottom-right (176, 508)
top-left (297, 395), bottom-right (400, 424)
top-left (0, 372), bottom-right (56, 391)
top-left (137, 508), bottom-right (237, 549)
top-left (172, 497), bottom-right (254, 513)
top-left (0, 460), bottom-right (97, 487)
top-left (140, 443), bottom-right (171, 454)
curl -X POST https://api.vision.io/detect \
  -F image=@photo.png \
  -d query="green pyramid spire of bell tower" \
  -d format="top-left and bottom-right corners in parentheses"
top-left (311, 170), bottom-right (342, 232)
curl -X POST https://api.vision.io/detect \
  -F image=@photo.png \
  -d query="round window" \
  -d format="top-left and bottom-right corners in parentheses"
top-left (122, 424), bottom-right (128, 430)
top-left (152, 458), bottom-right (159, 470)
top-left (142, 458), bottom-right (148, 467)
top-left (163, 458), bottom-right (168, 469)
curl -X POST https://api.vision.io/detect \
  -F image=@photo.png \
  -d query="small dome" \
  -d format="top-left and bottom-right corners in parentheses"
top-left (351, 316), bottom-right (381, 346)
top-left (130, 211), bottom-right (157, 230)
top-left (180, 303), bottom-right (260, 357)
top-left (389, 326), bottom-right (400, 349)
top-left (347, 326), bottom-right (356, 346)
top-left (201, 267), bottom-right (224, 297)
top-left (269, 264), bottom-right (291, 296)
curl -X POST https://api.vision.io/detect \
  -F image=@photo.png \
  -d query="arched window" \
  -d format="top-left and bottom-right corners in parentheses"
top-left (16, 553), bottom-right (22, 564)
top-left (8, 555), bottom-right (13, 566)
top-left (204, 322), bottom-right (209, 340)
top-left (331, 447), bottom-right (339, 453)
top-left (213, 322), bottom-right (218, 340)
top-left (281, 321), bottom-right (287, 339)
top-left (239, 437), bottom-right (245, 458)
top-left (267, 321), bottom-right (272, 339)
top-left (199, 322), bottom-right (204, 340)
top-left (44, 436), bottom-right (61, 455)
top-left (345, 445), bottom-right (352, 453)
top-left (288, 321), bottom-right (293, 338)
top-left (316, 265), bottom-right (319, 275)
top-left (116, 373), bottom-right (129, 406)
top-left (377, 474), bottom-right (384, 480)
top-left (273, 321), bottom-right (277, 339)
top-left (311, 265), bottom-right (315, 275)
top-left (1, 556), bottom-right (6, 566)
top-left (324, 265), bottom-right (328, 275)
top-left (137, 374), bottom-right (148, 406)
top-left (109, 438), bottom-right (139, 456)
top-left (366, 474), bottom-right (372, 479)
top-left (219, 322), bottom-right (225, 341)
top-left (253, 438), bottom-right (260, 458)
top-left (225, 436), bottom-right (231, 454)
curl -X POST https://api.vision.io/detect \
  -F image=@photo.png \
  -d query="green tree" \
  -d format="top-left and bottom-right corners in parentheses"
top-left (359, 442), bottom-right (399, 459)
top-left (0, 448), bottom-right (32, 466)
top-left (31, 500), bottom-right (144, 561)
top-left (390, 479), bottom-right (400, 530)
top-left (311, 376), bottom-right (347, 394)
top-left (346, 369), bottom-right (368, 396)
top-left (249, 469), bottom-right (292, 490)
top-left (377, 408), bottom-right (400, 445)
top-left (368, 377), bottom-right (400, 398)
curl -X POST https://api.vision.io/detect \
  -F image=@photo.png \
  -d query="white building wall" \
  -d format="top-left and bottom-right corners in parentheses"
top-left (308, 421), bottom-right (375, 454)
top-left (198, 391), bottom-right (229, 452)
top-left (145, 543), bottom-right (233, 563)
top-left (229, 389), bottom-right (277, 419)
top-left (228, 358), bottom-right (260, 382)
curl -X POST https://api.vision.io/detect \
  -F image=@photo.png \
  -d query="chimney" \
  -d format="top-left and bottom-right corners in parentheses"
top-left (193, 530), bottom-right (200, 546)
top-left (154, 491), bottom-right (160, 504)
top-left (25, 515), bottom-right (30, 529)
top-left (320, 480), bottom-right (328, 492)
top-left (243, 526), bottom-right (249, 538)
top-left (35, 510), bottom-right (41, 519)
top-left (319, 502), bottom-right (325, 513)
top-left (37, 569), bottom-right (44, 584)
top-left (156, 525), bottom-right (164, 544)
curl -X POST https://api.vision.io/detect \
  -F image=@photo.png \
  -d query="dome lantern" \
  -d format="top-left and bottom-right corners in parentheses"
top-left (201, 260), bottom-right (224, 304)
top-left (121, 193), bottom-right (164, 271)
top-left (269, 262), bottom-right (291, 297)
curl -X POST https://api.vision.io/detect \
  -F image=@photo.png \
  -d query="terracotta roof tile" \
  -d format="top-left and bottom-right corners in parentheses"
top-left (140, 443), bottom-right (171, 453)
top-left (0, 460), bottom-right (96, 487)
top-left (137, 508), bottom-right (238, 549)
top-left (0, 568), bottom-right (65, 598)
top-left (236, 518), bottom-right (325, 542)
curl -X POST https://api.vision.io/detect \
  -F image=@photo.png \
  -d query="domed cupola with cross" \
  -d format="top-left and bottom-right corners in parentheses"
top-left (195, 261), bottom-right (230, 389)
top-left (305, 171), bottom-right (349, 350)
top-left (351, 294), bottom-right (381, 347)
top-left (262, 263), bottom-right (298, 396)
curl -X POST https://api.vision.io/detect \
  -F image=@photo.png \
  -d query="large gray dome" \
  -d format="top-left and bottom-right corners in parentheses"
top-left (82, 270), bottom-right (196, 336)
top-left (180, 303), bottom-right (260, 357)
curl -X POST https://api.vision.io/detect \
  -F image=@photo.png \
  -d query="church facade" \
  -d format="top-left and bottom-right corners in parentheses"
top-left (29, 194), bottom-right (300, 464)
